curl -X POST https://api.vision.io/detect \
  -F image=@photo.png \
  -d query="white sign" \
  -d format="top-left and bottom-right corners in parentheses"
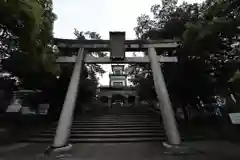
top-left (21, 107), bottom-right (36, 115)
top-left (229, 113), bottom-right (240, 124)
top-left (6, 99), bottom-right (22, 113)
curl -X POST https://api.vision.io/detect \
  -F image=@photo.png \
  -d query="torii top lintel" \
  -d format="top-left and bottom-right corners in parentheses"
top-left (54, 32), bottom-right (180, 58)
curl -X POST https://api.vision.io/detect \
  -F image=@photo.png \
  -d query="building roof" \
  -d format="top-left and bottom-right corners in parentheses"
top-left (99, 86), bottom-right (135, 91)
top-left (111, 65), bottom-right (125, 72)
top-left (109, 74), bottom-right (127, 77)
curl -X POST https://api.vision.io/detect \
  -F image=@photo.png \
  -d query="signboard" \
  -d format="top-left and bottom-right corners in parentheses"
top-left (110, 32), bottom-right (125, 59)
top-left (229, 113), bottom-right (240, 124)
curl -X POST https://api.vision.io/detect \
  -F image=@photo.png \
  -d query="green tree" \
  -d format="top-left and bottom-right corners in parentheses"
top-left (0, 0), bottom-right (60, 116)
top-left (73, 29), bottom-right (106, 104)
top-left (0, 0), bottom-right (59, 91)
top-left (48, 30), bottom-right (106, 117)
top-left (133, 0), bottom-right (240, 118)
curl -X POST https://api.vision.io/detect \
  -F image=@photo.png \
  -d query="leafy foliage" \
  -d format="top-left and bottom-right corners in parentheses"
top-left (0, 0), bottom-right (61, 116)
top-left (73, 29), bottom-right (106, 104)
top-left (133, 0), bottom-right (240, 112)
top-left (51, 30), bottom-right (106, 115)
top-left (0, 0), bottom-right (59, 90)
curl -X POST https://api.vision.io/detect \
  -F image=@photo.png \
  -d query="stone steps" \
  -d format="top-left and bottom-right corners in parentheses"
top-left (42, 130), bottom-right (164, 134)
top-left (33, 132), bottom-right (165, 138)
top-left (70, 122), bottom-right (161, 125)
top-left (49, 127), bottom-right (163, 131)
top-left (25, 137), bottom-right (166, 143)
top-left (71, 120), bottom-right (160, 123)
top-left (23, 106), bottom-right (167, 143)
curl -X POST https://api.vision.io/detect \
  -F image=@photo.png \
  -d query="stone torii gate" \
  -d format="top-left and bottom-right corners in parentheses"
top-left (48, 32), bottom-right (181, 153)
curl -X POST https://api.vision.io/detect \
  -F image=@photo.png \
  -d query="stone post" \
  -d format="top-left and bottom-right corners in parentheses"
top-left (148, 47), bottom-right (181, 145)
top-left (135, 96), bottom-right (139, 106)
top-left (108, 96), bottom-right (112, 108)
top-left (124, 97), bottom-right (129, 107)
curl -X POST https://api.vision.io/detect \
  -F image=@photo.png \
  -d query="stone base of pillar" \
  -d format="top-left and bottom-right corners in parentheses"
top-left (44, 144), bottom-right (72, 156)
top-left (162, 142), bottom-right (200, 155)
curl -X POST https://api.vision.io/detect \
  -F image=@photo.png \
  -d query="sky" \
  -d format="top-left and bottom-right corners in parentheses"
top-left (52, 0), bottom-right (203, 85)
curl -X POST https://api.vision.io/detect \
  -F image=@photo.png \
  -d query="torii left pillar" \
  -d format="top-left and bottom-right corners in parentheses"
top-left (45, 48), bottom-right (85, 155)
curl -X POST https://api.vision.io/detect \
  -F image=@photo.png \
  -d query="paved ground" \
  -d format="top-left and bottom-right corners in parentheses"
top-left (0, 140), bottom-right (240, 160)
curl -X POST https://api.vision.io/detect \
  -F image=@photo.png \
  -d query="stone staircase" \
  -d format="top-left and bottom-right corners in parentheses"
top-left (24, 105), bottom-right (167, 143)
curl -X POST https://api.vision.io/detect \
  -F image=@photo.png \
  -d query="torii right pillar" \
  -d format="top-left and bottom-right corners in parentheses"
top-left (148, 47), bottom-right (181, 145)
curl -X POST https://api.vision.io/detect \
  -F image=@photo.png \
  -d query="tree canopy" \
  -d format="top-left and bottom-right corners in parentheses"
top-left (133, 0), bottom-right (240, 112)
top-left (52, 30), bottom-right (106, 115)
top-left (74, 29), bottom-right (106, 104)
top-left (0, 0), bottom-right (61, 114)
top-left (0, 1), bottom-right (105, 116)
top-left (0, 0), bottom-right (59, 91)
